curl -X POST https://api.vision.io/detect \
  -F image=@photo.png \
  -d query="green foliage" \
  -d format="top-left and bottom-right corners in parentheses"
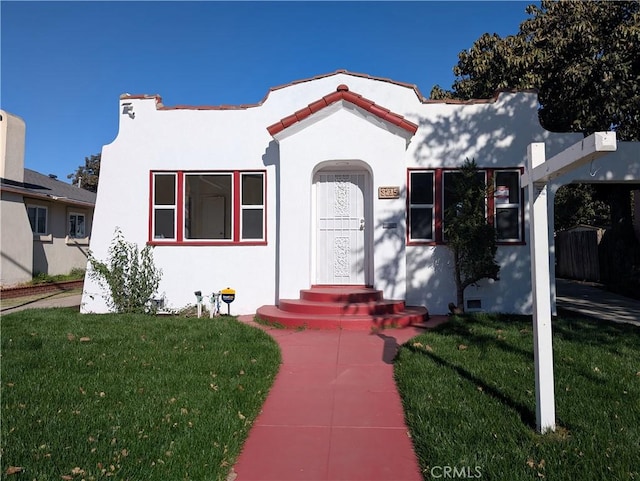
top-left (442, 0), bottom-right (640, 141)
top-left (67, 153), bottom-right (101, 193)
top-left (428, 84), bottom-right (457, 100)
top-left (29, 268), bottom-right (86, 285)
top-left (444, 159), bottom-right (500, 309)
top-left (88, 228), bottom-right (162, 314)
top-left (554, 184), bottom-right (609, 231)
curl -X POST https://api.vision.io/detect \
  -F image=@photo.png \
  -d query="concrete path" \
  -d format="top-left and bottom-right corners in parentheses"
top-left (231, 316), bottom-right (436, 481)
top-left (0, 291), bottom-right (82, 314)
top-left (556, 278), bottom-right (640, 326)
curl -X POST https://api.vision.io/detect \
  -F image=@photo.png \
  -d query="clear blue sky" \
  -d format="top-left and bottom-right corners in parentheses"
top-left (1, 1), bottom-right (532, 183)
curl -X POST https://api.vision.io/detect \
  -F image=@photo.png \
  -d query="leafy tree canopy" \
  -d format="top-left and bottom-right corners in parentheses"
top-left (433, 0), bottom-right (640, 141)
top-left (68, 153), bottom-right (101, 193)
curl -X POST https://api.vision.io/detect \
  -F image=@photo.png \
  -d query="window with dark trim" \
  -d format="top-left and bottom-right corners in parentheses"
top-left (493, 170), bottom-right (521, 241)
top-left (442, 170), bottom-right (487, 241)
top-left (27, 205), bottom-right (47, 235)
top-left (408, 171), bottom-right (434, 241)
top-left (68, 212), bottom-right (86, 238)
top-left (408, 168), bottom-right (523, 244)
top-left (150, 170), bottom-right (266, 245)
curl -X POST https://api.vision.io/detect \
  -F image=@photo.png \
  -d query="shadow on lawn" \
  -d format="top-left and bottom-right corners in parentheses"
top-left (402, 312), bottom-right (640, 432)
top-left (404, 341), bottom-right (538, 430)
top-left (553, 308), bottom-right (640, 352)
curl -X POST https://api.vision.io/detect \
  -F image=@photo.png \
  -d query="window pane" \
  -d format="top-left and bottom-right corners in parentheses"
top-left (495, 171), bottom-right (519, 204)
top-left (154, 174), bottom-right (176, 205)
top-left (443, 172), bottom-right (463, 215)
top-left (410, 207), bottom-right (433, 240)
top-left (77, 216), bottom-right (85, 237)
top-left (242, 209), bottom-right (263, 239)
top-left (496, 207), bottom-right (519, 240)
top-left (410, 172), bottom-right (433, 204)
top-left (37, 208), bottom-right (47, 234)
top-left (185, 174), bottom-right (232, 239)
top-left (242, 174), bottom-right (263, 205)
top-left (28, 207), bottom-right (36, 232)
top-left (69, 216), bottom-right (77, 237)
top-left (444, 171), bottom-right (485, 216)
top-left (154, 209), bottom-right (175, 239)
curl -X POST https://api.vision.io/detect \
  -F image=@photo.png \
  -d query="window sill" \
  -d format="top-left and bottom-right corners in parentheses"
top-left (407, 240), bottom-right (437, 247)
top-left (147, 240), bottom-right (267, 247)
top-left (66, 236), bottom-right (90, 246)
top-left (407, 240), bottom-right (526, 247)
top-left (33, 234), bottom-right (52, 242)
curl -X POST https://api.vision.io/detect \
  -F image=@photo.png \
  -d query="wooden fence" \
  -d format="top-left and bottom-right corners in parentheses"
top-left (555, 227), bottom-right (604, 282)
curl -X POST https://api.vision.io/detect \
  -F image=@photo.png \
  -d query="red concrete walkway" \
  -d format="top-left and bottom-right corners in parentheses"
top-left (231, 316), bottom-right (446, 481)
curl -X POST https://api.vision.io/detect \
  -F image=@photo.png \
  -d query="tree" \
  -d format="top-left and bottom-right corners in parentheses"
top-left (435, 0), bottom-right (640, 292)
top-left (68, 153), bottom-right (101, 192)
top-left (554, 184), bottom-right (609, 231)
top-left (440, 1), bottom-right (640, 140)
top-left (444, 159), bottom-right (500, 311)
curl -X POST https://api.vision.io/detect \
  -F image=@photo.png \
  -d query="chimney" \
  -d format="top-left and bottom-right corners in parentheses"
top-left (0, 110), bottom-right (26, 183)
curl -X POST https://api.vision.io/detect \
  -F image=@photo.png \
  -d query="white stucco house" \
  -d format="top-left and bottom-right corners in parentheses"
top-left (1, 110), bottom-right (96, 287)
top-left (81, 70), bottom-right (639, 326)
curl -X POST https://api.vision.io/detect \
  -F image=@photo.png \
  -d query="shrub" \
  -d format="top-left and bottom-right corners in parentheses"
top-left (88, 228), bottom-right (162, 313)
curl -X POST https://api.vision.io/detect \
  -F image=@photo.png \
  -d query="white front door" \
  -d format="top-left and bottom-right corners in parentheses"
top-left (316, 172), bottom-right (368, 285)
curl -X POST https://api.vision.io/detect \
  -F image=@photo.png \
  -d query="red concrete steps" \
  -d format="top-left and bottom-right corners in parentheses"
top-left (256, 286), bottom-right (429, 331)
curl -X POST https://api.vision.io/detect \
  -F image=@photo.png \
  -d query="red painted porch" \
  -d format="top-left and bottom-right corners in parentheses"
top-left (256, 286), bottom-right (429, 330)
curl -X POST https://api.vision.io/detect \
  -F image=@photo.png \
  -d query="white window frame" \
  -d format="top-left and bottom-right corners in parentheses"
top-left (68, 212), bottom-right (86, 238)
top-left (27, 204), bottom-right (48, 235)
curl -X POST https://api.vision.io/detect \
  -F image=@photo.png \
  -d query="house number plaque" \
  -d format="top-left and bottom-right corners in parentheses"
top-left (378, 186), bottom-right (400, 199)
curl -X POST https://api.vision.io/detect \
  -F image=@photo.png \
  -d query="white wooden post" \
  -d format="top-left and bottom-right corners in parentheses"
top-left (524, 132), bottom-right (616, 433)
top-left (527, 143), bottom-right (556, 433)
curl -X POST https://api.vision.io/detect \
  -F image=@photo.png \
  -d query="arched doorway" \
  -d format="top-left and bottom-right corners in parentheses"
top-left (312, 164), bottom-right (372, 285)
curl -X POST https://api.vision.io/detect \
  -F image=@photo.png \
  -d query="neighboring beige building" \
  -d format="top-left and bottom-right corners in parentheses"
top-left (0, 110), bottom-right (96, 286)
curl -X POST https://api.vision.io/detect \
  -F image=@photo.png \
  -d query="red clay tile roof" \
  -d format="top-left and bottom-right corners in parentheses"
top-left (267, 84), bottom-right (418, 137)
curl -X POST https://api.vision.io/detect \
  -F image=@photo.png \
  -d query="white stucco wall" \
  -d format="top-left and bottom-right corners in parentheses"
top-left (82, 94), bottom-right (281, 314)
top-left (83, 72), bottom-right (600, 315)
top-left (274, 106), bottom-right (411, 302)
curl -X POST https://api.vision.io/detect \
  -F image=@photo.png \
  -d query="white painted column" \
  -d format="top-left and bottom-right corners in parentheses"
top-left (527, 142), bottom-right (556, 433)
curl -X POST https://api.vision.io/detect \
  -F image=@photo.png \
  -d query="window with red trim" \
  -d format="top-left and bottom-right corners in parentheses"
top-left (150, 171), bottom-right (266, 245)
top-left (408, 168), bottom-right (523, 244)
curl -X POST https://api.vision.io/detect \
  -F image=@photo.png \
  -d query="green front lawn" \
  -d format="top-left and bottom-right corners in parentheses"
top-left (1, 309), bottom-right (280, 481)
top-left (394, 313), bottom-right (640, 480)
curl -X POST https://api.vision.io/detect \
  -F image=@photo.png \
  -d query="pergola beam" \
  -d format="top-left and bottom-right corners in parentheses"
top-left (522, 132), bottom-right (617, 186)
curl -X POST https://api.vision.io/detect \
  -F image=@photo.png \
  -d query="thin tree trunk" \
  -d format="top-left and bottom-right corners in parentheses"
top-left (454, 250), bottom-right (465, 311)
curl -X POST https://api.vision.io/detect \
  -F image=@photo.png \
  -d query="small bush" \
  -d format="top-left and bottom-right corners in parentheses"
top-left (88, 228), bottom-right (162, 314)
